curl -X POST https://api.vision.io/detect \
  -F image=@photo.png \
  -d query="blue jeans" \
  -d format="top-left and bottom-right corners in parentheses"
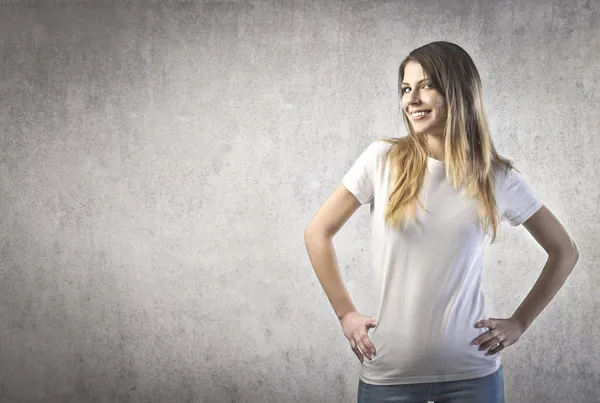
top-left (357, 365), bottom-right (504, 403)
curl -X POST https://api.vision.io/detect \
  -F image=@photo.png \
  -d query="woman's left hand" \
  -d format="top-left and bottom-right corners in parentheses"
top-left (471, 317), bottom-right (526, 356)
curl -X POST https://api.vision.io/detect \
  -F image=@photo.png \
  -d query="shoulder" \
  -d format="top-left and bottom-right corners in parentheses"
top-left (493, 164), bottom-right (530, 192)
top-left (492, 163), bottom-right (517, 187)
top-left (349, 139), bottom-right (395, 167)
top-left (368, 138), bottom-right (397, 161)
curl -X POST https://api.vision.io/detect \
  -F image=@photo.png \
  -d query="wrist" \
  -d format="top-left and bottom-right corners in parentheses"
top-left (338, 310), bottom-right (358, 322)
top-left (510, 315), bottom-right (529, 332)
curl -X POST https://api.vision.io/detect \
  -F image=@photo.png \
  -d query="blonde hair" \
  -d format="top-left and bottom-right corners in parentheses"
top-left (374, 41), bottom-right (519, 243)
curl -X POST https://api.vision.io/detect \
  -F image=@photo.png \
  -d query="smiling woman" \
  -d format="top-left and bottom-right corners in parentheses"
top-left (400, 64), bottom-right (448, 162)
top-left (304, 40), bottom-right (579, 403)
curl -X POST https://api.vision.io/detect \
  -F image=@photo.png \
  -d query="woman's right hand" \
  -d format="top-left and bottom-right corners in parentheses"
top-left (340, 311), bottom-right (377, 363)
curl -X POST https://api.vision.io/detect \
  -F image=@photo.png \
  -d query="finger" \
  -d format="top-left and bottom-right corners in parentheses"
top-left (353, 346), bottom-right (364, 362)
top-left (357, 339), bottom-right (373, 360)
top-left (471, 330), bottom-right (497, 347)
top-left (487, 345), bottom-right (504, 355)
top-left (479, 336), bottom-right (502, 351)
top-left (477, 319), bottom-right (497, 330)
top-left (360, 334), bottom-right (376, 355)
top-left (486, 341), bottom-right (505, 356)
top-left (349, 339), bottom-right (364, 362)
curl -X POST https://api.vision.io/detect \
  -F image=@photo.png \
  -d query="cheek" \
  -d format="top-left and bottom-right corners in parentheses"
top-left (428, 110), bottom-right (445, 125)
top-left (434, 106), bottom-right (446, 118)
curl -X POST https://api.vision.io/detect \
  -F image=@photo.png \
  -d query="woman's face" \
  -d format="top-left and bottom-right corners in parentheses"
top-left (401, 61), bottom-right (447, 136)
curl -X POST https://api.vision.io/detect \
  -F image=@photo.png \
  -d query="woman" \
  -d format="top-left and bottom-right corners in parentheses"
top-left (303, 41), bottom-right (579, 403)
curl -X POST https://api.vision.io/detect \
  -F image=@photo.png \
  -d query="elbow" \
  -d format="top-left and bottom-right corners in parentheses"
top-left (573, 242), bottom-right (579, 263)
top-left (303, 227), bottom-right (313, 244)
top-left (568, 237), bottom-right (580, 262)
top-left (304, 226), bottom-right (316, 243)
top-left (304, 225), bottom-right (331, 243)
top-left (550, 241), bottom-right (579, 266)
top-left (304, 226), bottom-right (320, 240)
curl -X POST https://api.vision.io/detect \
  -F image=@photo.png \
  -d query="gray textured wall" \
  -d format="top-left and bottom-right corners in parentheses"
top-left (0, 0), bottom-right (598, 402)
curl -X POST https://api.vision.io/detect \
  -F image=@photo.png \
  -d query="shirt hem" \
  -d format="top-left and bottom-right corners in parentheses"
top-left (358, 359), bottom-right (502, 386)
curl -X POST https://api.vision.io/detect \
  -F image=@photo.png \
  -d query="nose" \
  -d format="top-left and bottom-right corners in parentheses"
top-left (406, 100), bottom-right (421, 114)
top-left (405, 91), bottom-right (421, 108)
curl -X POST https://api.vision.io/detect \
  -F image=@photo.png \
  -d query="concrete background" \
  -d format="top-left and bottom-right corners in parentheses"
top-left (0, 0), bottom-right (598, 402)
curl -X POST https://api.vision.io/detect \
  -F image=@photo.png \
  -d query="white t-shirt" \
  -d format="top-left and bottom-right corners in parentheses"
top-left (342, 139), bottom-right (543, 385)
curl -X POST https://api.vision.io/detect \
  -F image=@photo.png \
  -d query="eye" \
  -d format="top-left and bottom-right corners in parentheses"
top-left (401, 82), bottom-right (433, 94)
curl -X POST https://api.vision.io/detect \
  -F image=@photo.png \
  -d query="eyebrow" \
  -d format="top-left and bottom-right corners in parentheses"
top-left (401, 78), bottom-right (429, 86)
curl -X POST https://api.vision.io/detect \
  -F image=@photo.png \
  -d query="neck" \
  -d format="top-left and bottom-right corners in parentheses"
top-left (426, 135), bottom-right (445, 161)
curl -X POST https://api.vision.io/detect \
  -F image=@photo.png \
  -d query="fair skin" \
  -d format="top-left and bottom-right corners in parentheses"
top-left (304, 62), bottom-right (579, 364)
top-left (401, 60), bottom-right (447, 161)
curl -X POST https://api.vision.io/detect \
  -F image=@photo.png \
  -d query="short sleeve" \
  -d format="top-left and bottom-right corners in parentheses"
top-left (500, 169), bottom-right (543, 227)
top-left (342, 141), bottom-right (378, 205)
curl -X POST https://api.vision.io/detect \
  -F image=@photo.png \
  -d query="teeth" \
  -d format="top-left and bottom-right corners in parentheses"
top-left (411, 111), bottom-right (430, 117)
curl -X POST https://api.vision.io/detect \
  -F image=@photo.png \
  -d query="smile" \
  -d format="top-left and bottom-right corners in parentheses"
top-left (411, 110), bottom-right (431, 120)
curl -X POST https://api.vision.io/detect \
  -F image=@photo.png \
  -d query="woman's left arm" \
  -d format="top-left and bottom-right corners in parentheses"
top-left (509, 205), bottom-right (580, 332)
top-left (472, 206), bottom-right (580, 356)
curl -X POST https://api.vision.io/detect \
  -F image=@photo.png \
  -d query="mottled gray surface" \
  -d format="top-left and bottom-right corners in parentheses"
top-left (0, 0), bottom-right (598, 402)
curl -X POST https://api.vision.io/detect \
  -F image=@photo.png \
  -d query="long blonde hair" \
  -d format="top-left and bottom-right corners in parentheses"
top-left (375, 41), bottom-right (518, 243)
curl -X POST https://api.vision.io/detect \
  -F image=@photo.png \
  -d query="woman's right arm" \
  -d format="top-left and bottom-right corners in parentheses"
top-left (304, 184), bottom-right (377, 362)
top-left (304, 183), bottom-right (362, 320)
